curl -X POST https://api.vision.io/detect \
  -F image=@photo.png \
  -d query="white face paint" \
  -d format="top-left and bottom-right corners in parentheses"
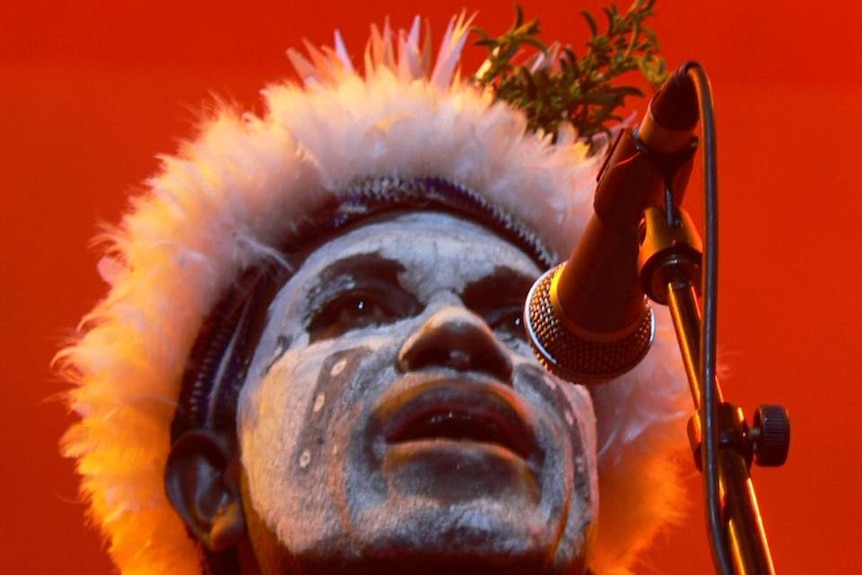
top-left (238, 212), bottom-right (598, 574)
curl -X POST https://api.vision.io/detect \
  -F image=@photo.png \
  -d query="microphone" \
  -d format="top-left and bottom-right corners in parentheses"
top-left (524, 63), bottom-right (699, 383)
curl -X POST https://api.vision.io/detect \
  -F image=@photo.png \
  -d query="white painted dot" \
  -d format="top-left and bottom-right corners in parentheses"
top-left (313, 393), bottom-right (326, 413)
top-left (299, 449), bottom-right (311, 469)
top-left (330, 358), bottom-right (347, 376)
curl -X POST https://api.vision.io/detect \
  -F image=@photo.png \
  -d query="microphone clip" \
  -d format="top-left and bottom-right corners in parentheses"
top-left (638, 205), bottom-right (703, 306)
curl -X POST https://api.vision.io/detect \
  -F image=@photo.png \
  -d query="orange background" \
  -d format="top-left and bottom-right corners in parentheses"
top-left (2, 1), bottom-right (859, 573)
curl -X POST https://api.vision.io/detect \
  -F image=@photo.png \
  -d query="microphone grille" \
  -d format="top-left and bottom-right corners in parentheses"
top-left (524, 266), bottom-right (655, 384)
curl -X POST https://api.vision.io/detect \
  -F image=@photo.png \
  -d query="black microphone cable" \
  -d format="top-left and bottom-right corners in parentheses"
top-left (684, 61), bottom-right (732, 575)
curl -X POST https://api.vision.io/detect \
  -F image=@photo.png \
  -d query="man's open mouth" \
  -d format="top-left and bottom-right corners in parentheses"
top-left (375, 379), bottom-right (536, 461)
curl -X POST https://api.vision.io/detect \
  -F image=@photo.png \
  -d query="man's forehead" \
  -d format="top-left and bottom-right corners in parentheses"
top-left (294, 211), bottom-right (543, 291)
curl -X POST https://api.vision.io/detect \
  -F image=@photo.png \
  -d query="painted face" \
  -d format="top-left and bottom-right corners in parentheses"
top-left (238, 212), bottom-right (598, 574)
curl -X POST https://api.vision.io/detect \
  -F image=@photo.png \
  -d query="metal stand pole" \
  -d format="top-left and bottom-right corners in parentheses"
top-left (640, 206), bottom-right (789, 575)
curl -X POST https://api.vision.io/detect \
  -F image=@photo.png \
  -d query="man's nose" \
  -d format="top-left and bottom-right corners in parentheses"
top-left (397, 307), bottom-right (514, 383)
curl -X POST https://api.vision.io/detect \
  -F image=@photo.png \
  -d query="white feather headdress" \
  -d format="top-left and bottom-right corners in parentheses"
top-left (58, 15), bottom-right (688, 575)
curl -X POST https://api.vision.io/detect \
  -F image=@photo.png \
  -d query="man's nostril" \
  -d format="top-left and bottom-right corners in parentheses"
top-left (397, 308), bottom-right (513, 382)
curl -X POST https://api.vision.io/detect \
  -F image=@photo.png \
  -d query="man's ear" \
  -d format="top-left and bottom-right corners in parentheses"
top-left (165, 429), bottom-right (246, 552)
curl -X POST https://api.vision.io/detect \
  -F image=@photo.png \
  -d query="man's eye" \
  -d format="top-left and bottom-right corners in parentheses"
top-left (309, 290), bottom-right (411, 342)
top-left (486, 306), bottom-right (527, 343)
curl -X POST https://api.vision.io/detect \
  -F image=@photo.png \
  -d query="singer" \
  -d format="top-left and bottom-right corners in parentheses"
top-left (58, 12), bottom-right (689, 575)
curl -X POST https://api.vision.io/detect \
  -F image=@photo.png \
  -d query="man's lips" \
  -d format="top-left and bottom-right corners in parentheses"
top-left (373, 379), bottom-right (536, 462)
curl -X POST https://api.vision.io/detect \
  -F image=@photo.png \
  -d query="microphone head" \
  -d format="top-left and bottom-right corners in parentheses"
top-left (524, 265), bottom-right (655, 384)
top-left (650, 62), bottom-right (699, 131)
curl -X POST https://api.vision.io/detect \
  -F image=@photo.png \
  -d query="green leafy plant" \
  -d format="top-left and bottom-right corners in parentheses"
top-left (473, 0), bottom-right (666, 150)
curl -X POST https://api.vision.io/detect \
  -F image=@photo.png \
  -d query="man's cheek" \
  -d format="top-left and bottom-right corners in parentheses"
top-left (514, 364), bottom-right (586, 422)
top-left (292, 346), bottom-right (377, 464)
top-left (238, 346), bottom-right (379, 544)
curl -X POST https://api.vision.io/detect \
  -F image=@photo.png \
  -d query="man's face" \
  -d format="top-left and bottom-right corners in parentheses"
top-left (238, 212), bottom-right (597, 574)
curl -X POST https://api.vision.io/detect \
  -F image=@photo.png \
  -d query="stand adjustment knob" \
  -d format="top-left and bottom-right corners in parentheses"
top-left (751, 404), bottom-right (790, 467)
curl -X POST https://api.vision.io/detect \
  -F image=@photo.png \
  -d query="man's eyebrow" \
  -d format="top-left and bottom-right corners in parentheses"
top-left (462, 266), bottom-right (537, 307)
top-left (314, 252), bottom-right (405, 284)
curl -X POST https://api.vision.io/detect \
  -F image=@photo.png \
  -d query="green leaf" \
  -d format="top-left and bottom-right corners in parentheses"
top-left (581, 10), bottom-right (599, 37)
top-left (472, 2), bottom-right (666, 151)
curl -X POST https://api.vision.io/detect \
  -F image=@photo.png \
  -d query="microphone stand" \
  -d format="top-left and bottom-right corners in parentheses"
top-left (638, 198), bottom-right (790, 575)
top-left (525, 59), bottom-right (791, 573)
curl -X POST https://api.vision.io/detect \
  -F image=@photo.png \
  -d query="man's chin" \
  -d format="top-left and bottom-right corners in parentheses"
top-left (285, 552), bottom-right (588, 575)
top-left (249, 499), bottom-right (589, 575)
top-left (331, 435), bottom-right (592, 575)
top-left (336, 498), bottom-right (588, 575)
